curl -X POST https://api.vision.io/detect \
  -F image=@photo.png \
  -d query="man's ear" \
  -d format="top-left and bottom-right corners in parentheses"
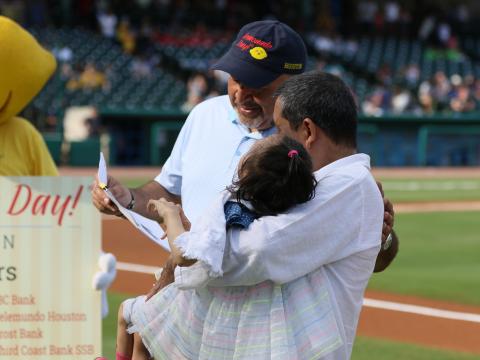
top-left (302, 118), bottom-right (318, 150)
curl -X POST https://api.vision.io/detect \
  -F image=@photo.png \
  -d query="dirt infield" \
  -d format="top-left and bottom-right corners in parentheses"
top-left (395, 200), bottom-right (480, 212)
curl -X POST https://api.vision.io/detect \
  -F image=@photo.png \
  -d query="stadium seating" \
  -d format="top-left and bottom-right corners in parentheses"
top-left (29, 28), bottom-right (480, 120)
top-left (28, 28), bottom-right (189, 121)
top-left (25, 28), bottom-right (480, 166)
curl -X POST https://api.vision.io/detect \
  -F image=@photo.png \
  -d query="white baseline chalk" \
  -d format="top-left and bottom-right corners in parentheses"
top-left (363, 298), bottom-right (480, 324)
top-left (116, 261), bottom-right (480, 324)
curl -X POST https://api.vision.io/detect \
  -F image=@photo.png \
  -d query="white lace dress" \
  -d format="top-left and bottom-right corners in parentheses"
top-left (132, 268), bottom-right (342, 360)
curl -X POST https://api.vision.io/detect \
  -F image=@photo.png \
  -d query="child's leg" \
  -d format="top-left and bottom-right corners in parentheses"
top-left (132, 332), bottom-right (151, 360)
top-left (116, 302), bottom-right (133, 360)
top-left (116, 352), bottom-right (132, 360)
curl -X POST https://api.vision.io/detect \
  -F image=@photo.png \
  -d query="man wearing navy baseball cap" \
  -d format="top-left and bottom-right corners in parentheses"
top-left (212, 20), bottom-right (307, 89)
top-left (210, 20), bottom-right (307, 131)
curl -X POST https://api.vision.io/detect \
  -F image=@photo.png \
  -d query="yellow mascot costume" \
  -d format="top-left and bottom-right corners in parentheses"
top-left (0, 17), bottom-right (116, 318)
top-left (0, 16), bottom-right (58, 176)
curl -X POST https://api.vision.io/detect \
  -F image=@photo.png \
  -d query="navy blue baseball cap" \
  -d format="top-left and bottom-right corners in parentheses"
top-left (211, 20), bottom-right (307, 89)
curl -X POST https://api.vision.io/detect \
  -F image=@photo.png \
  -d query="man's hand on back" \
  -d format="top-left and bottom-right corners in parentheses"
top-left (376, 181), bottom-right (395, 245)
top-left (374, 181), bottom-right (398, 272)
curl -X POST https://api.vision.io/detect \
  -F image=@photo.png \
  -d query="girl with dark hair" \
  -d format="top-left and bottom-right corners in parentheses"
top-left (227, 134), bottom-right (317, 217)
top-left (115, 134), bottom-right (318, 360)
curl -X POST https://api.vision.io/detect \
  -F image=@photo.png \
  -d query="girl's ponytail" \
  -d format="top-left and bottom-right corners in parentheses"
top-left (229, 135), bottom-right (317, 216)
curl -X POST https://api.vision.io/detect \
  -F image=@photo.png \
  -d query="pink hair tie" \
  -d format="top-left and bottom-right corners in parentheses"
top-left (288, 150), bottom-right (299, 158)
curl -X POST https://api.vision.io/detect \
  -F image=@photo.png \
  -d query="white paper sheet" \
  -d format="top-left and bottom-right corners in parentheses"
top-left (98, 153), bottom-right (169, 250)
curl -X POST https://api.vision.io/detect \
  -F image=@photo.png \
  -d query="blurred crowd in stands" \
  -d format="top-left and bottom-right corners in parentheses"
top-left (3, 0), bottom-right (480, 116)
top-left (361, 70), bottom-right (480, 116)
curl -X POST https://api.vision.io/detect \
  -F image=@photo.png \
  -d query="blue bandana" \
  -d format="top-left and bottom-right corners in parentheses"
top-left (224, 201), bottom-right (258, 229)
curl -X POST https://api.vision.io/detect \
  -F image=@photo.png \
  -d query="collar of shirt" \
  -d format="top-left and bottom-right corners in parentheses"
top-left (314, 153), bottom-right (371, 181)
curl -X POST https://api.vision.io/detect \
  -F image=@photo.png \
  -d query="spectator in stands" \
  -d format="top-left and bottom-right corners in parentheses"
top-left (81, 63), bottom-right (106, 89)
top-left (436, 19), bottom-right (452, 49)
top-left (52, 45), bottom-right (73, 62)
top-left (357, 0), bottom-right (377, 33)
top-left (431, 71), bottom-right (452, 111)
top-left (401, 63), bottom-right (420, 88)
top-left (391, 85), bottom-right (413, 114)
top-left (181, 72), bottom-right (209, 112)
top-left (384, 1), bottom-right (400, 34)
top-left (472, 78), bottom-right (480, 105)
top-left (450, 74), bottom-right (463, 89)
top-left (376, 63), bottom-right (393, 86)
top-left (97, 7), bottom-right (117, 39)
top-left (362, 88), bottom-right (388, 116)
top-left (309, 31), bottom-right (359, 62)
top-left (464, 74), bottom-right (475, 88)
top-left (60, 62), bottom-right (76, 82)
top-left (344, 37), bottom-right (359, 57)
top-left (43, 111), bottom-right (58, 133)
top-left (450, 84), bottom-right (476, 113)
top-left (130, 55), bottom-right (153, 79)
top-left (418, 91), bottom-right (435, 115)
top-left (67, 62), bottom-right (108, 91)
top-left (117, 18), bottom-right (136, 54)
top-left (311, 31), bottom-right (335, 55)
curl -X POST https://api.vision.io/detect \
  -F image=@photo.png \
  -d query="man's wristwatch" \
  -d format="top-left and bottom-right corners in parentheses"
top-left (383, 233), bottom-right (393, 250)
top-left (126, 189), bottom-right (135, 210)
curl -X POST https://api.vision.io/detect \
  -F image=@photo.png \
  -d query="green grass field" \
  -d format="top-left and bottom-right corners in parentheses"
top-left (352, 337), bottom-right (478, 360)
top-left (120, 177), bottom-right (153, 188)
top-left (379, 177), bottom-right (480, 202)
top-left (368, 211), bottom-right (480, 306)
top-left (103, 293), bottom-right (126, 359)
